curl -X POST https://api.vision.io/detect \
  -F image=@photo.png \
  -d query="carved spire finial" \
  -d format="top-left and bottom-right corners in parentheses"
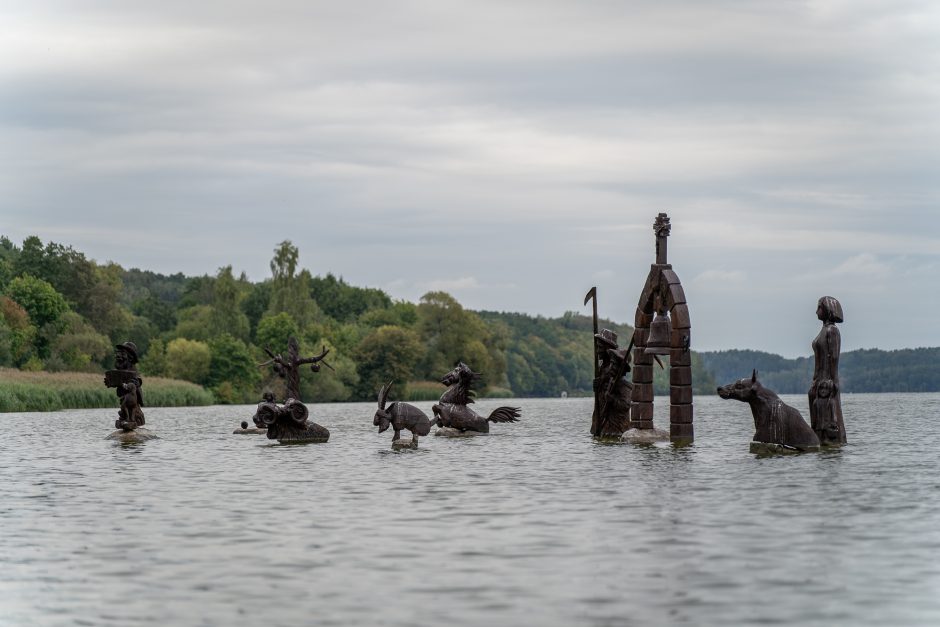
top-left (654, 213), bottom-right (671, 264)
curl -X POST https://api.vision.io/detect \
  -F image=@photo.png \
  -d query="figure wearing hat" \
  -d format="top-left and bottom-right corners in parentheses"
top-left (592, 329), bottom-right (633, 438)
top-left (105, 341), bottom-right (145, 430)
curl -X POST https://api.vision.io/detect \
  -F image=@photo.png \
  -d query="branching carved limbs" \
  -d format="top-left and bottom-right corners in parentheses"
top-left (258, 339), bottom-right (333, 401)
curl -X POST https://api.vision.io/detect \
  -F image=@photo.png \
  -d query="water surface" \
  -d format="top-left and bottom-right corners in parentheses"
top-left (2, 394), bottom-right (939, 626)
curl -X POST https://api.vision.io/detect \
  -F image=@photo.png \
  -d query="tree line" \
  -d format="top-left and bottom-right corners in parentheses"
top-left (700, 348), bottom-right (940, 394)
top-left (2, 235), bottom-right (723, 403)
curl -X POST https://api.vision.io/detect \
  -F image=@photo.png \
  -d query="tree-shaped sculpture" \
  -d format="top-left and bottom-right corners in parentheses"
top-left (253, 336), bottom-right (333, 443)
top-left (259, 336), bottom-right (333, 401)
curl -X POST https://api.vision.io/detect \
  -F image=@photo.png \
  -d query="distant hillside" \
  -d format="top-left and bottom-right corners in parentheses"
top-left (478, 310), bottom-right (629, 397)
top-left (478, 311), bottom-right (717, 397)
top-left (6, 233), bottom-right (929, 406)
top-left (700, 347), bottom-right (940, 393)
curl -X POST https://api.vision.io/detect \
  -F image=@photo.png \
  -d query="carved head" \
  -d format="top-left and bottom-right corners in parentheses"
top-left (120, 381), bottom-right (138, 399)
top-left (717, 370), bottom-right (760, 402)
top-left (253, 401), bottom-right (278, 429)
top-left (114, 342), bottom-right (139, 370)
top-left (253, 399), bottom-right (309, 439)
top-left (374, 411), bottom-right (391, 433)
top-left (441, 362), bottom-right (480, 387)
top-left (817, 296), bottom-right (843, 324)
top-left (594, 329), bottom-right (618, 350)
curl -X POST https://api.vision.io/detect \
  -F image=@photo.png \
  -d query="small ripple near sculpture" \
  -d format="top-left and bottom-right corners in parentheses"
top-left (432, 362), bottom-right (520, 435)
top-left (718, 370), bottom-right (819, 453)
top-left (374, 381), bottom-right (431, 449)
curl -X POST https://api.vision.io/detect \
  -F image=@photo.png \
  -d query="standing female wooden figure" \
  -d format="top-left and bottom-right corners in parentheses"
top-left (809, 296), bottom-right (847, 445)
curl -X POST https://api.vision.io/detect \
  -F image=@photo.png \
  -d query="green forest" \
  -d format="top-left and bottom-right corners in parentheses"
top-left (0, 234), bottom-right (718, 406)
top-left (3, 234), bottom-right (935, 408)
top-left (701, 348), bottom-right (940, 394)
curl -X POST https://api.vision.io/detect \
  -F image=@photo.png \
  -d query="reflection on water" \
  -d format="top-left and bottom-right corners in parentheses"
top-left (2, 395), bottom-right (940, 626)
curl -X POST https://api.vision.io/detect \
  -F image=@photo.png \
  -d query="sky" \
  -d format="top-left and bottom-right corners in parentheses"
top-left (1, 0), bottom-right (938, 357)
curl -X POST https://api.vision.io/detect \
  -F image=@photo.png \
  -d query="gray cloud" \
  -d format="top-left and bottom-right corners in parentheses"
top-left (2, 0), bottom-right (938, 357)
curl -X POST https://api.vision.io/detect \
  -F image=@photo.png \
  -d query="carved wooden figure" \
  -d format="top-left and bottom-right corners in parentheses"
top-left (630, 213), bottom-right (694, 442)
top-left (374, 381), bottom-right (432, 444)
top-left (255, 337), bottom-right (334, 443)
top-left (718, 370), bottom-right (820, 452)
top-left (432, 362), bottom-right (520, 433)
top-left (252, 398), bottom-right (330, 443)
top-left (104, 341), bottom-right (145, 431)
top-left (809, 296), bottom-right (847, 446)
top-left (591, 329), bottom-right (633, 438)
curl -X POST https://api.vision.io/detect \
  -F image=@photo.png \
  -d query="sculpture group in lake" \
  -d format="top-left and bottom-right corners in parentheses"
top-left (714, 296), bottom-right (847, 453)
top-left (585, 213), bottom-right (695, 444)
top-left (99, 213), bottom-right (844, 454)
top-left (582, 214), bottom-right (846, 453)
top-left (231, 335), bottom-right (520, 448)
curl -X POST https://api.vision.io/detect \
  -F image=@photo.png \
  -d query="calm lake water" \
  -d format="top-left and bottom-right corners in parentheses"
top-left (2, 394), bottom-right (940, 626)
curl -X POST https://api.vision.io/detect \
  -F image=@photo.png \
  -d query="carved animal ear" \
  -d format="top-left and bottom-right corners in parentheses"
top-left (378, 381), bottom-right (392, 409)
top-left (751, 369), bottom-right (758, 382)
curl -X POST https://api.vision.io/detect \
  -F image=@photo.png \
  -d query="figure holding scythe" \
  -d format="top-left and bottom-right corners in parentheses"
top-left (584, 287), bottom-right (601, 433)
top-left (585, 288), bottom-right (664, 438)
top-left (585, 288), bottom-right (634, 438)
top-left (592, 329), bottom-right (633, 438)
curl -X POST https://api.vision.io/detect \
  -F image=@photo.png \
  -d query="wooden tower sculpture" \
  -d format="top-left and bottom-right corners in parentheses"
top-left (630, 213), bottom-right (693, 443)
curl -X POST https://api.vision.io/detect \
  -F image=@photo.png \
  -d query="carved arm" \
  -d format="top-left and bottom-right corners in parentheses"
top-left (258, 346), bottom-right (289, 369)
top-left (297, 346), bottom-right (331, 365)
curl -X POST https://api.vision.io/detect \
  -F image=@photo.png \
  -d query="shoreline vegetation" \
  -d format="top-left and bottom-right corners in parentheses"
top-left (0, 356), bottom-right (940, 413)
top-left (0, 368), bottom-right (213, 413)
top-left (0, 234), bottom-right (655, 409)
top-left (2, 234), bottom-right (939, 413)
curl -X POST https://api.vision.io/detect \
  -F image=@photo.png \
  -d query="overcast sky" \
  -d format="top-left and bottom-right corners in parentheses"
top-left (2, 0), bottom-right (938, 357)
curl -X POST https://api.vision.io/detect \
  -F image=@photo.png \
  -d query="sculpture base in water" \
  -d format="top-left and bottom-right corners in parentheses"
top-left (106, 427), bottom-right (157, 443)
top-left (435, 427), bottom-right (481, 438)
top-left (274, 422), bottom-right (330, 444)
top-left (391, 438), bottom-right (419, 450)
top-left (750, 441), bottom-right (819, 455)
top-left (233, 427), bottom-right (267, 434)
top-left (621, 427), bottom-right (669, 444)
top-left (593, 433), bottom-right (626, 444)
top-left (252, 399), bottom-right (330, 444)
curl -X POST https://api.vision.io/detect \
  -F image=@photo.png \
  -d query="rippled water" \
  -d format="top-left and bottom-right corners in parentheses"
top-left (2, 394), bottom-right (940, 626)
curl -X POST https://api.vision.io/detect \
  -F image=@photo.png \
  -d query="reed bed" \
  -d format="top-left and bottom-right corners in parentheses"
top-left (0, 368), bottom-right (214, 413)
top-left (403, 381), bottom-right (442, 401)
